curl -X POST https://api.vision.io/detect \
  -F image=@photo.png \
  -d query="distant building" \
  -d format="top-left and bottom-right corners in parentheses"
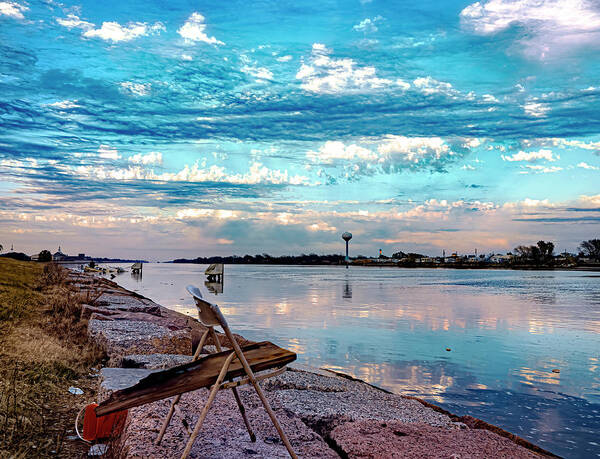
top-left (415, 257), bottom-right (436, 264)
top-left (489, 254), bottom-right (512, 263)
top-left (53, 246), bottom-right (67, 261)
top-left (51, 247), bottom-right (91, 263)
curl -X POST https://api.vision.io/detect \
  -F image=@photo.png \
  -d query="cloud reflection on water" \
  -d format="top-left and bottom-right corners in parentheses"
top-left (111, 264), bottom-right (600, 457)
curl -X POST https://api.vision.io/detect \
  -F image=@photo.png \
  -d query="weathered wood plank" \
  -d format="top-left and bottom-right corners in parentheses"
top-left (96, 341), bottom-right (295, 416)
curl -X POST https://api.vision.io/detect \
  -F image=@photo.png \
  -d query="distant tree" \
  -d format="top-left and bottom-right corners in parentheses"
top-left (0, 243), bottom-right (3, 253)
top-left (537, 240), bottom-right (555, 263)
top-left (392, 251), bottom-right (406, 259)
top-left (514, 245), bottom-right (532, 259)
top-left (38, 250), bottom-right (52, 262)
top-left (515, 241), bottom-right (554, 264)
top-left (579, 239), bottom-right (600, 259)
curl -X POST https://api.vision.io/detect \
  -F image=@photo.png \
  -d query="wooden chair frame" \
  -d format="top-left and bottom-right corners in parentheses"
top-left (154, 285), bottom-right (297, 459)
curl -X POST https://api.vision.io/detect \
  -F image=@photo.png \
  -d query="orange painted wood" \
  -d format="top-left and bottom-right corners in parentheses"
top-left (83, 403), bottom-right (128, 440)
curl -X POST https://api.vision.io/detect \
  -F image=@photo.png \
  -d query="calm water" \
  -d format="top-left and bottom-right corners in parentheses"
top-left (104, 264), bottom-right (600, 458)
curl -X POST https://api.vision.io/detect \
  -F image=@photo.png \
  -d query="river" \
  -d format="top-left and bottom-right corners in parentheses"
top-left (101, 263), bottom-right (600, 458)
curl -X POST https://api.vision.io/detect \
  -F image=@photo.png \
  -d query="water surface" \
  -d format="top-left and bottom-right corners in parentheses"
top-left (105, 264), bottom-right (600, 458)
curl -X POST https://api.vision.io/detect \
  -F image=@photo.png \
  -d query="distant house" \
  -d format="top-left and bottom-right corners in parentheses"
top-left (489, 254), bottom-right (512, 263)
top-left (53, 247), bottom-right (67, 261)
top-left (30, 253), bottom-right (40, 261)
top-left (415, 257), bottom-right (436, 264)
top-left (50, 247), bottom-right (91, 263)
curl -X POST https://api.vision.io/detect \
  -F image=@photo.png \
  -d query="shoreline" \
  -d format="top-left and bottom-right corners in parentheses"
top-left (167, 260), bottom-right (600, 271)
top-left (73, 269), bottom-right (557, 458)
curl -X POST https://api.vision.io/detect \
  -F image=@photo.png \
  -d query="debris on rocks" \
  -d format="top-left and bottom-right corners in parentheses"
top-left (88, 443), bottom-right (109, 456)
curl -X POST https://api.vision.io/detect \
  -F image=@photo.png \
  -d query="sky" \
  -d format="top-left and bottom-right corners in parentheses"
top-left (1, 0), bottom-right (600, 260)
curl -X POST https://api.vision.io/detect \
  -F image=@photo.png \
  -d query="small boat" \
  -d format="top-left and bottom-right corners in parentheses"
top-left (205, 263), bottom-right (224, 282)
top-left (131, 262), bottom-right (143, 273)
top-left (84, 266), bottom-right (101, 273)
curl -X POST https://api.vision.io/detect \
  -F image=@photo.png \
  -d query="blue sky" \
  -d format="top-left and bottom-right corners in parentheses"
top-left (1, 0), bottom-right (599, 259)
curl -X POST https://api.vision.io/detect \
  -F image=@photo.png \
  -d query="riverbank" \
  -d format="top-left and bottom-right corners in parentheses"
top-left (71, 267), bottom-right (556, 458)
top-left (0, 259), bottom-right (103, 457)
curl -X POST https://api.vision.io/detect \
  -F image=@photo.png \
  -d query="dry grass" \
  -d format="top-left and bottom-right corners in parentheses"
top-left (0, 259), bottom-right (105, 457)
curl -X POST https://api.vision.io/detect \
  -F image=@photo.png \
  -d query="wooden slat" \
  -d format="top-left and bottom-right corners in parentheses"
top-left (96, 341), bottom-right (296, 416)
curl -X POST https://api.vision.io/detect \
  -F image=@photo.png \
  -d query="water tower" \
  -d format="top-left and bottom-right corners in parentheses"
top-left (342, 232), bottom-right (352, 268)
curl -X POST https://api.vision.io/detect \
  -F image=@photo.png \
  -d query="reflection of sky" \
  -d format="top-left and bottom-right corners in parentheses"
top-left (109, 264), bottom-right (600, 458)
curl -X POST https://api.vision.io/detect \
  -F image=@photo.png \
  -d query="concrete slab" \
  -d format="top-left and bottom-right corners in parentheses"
top-left (95, 293), bottom-right (162, 314)
top-left (98, 367), bottom-right (156, 402)
top-left (120, 353), bottom-right (194, 370)
top-left (88, 319), bottom-right (192, 365)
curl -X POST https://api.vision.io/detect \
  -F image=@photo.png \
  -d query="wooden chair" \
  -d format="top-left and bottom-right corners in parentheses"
top-left (95, 285), bottom-right (298, 459)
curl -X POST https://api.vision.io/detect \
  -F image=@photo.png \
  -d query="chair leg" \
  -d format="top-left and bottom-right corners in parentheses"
top-left (180, 351), bottom-right (236, 459)
top-left (222, 326), bottom-right (297, 459)
top-left (211, 328), bottom-right (256, 442)
top-left (155, 328), bottom-right (211, 445)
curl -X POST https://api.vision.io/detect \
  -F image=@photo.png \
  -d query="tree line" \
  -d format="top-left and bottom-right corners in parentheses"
top-left (173, 253), bottom-right (346, 265)
top-left (513, 238), bottom-right (600, 264)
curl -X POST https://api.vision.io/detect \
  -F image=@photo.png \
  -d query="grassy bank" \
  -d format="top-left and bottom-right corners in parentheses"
top-left (0, 259), bottom-right (104, 457)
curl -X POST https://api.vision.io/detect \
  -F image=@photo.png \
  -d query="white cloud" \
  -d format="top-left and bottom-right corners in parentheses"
top-left (461, 0), bottom-right (600, 34)
top-left (558, 139), bottom-right (600, 152)
top-left (181, 54), bottom-right (193, 61)
top-left (128, 152), bottom-right (162, 165)
top-left (119, 81), bottom-right (151, 96)
top-left (523, 102), bottom-right (549, 117)
top-left (353, 16), bottom-right (383, 33)
top-left (74, 160), bottom-right (308, 186)
top-left (412, 76), bottom-right (456, 96)
top-left (307, 222), bottom-right (337, 232)
top-left (177, 12), bottom-right (224, 45)
top-left (296, 43), bottom-right (396, 94)
top-left (176, 208), bottom-right (237, 220)
top-left (296, 44), bottom-right (455, 96)
top-left (276, 55), bottom-right (293, 62)
top-left (97, 145), bottom-right (120, 160)
top-left (48, 100), bottom-right (80, 109)
top-left (523, 164), bottom-right (562, 173)
top-left (307, 141), bottom-right (378, 164)
top-left (482, 93), bottom-right (499, 103)
top-left (460, 0), bottom-right (600, 58)
top-left (501, 149), bottom-right (557, 162)
top-left (577, 162), bottom-right (599, 170)
top-left (241, 65), bottom-right (273, 81)
top-left (83, 21), bottom-right (165, 43)
top-left (579, 193), bottom-right (600, 206)
top-left (522, 198), bottom-right (549, 207)
top-left (0, 1), bottom-right (28, 19)
top-left (377, 136), bottom-right (453, 164)
top-left (307, 136), bottom-right (460, 178)
top-left (56, 14), bottom-right (94, 31)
